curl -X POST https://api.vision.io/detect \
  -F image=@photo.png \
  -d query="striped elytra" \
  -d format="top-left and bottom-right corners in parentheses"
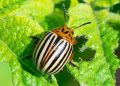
top-left (32, 22), bottom-right (91, 75)
top-left (33, 30), bottom-right (74, 75)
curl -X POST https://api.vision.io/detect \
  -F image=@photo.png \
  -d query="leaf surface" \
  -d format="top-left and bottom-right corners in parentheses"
top-left (0, 16), bottom-right (57, 86)
top-left (66, 3), bottom-right (120, 86)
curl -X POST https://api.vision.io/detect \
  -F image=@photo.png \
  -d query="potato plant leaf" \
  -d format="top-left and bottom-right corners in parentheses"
top-left (96, 10), bottom-right (120, 78)
top-left (0, 16), bottom-right (57, 86)
top-left (84, 0), bottom-right (120, 7)
top-left (66, 3), bottom-right (119, 86)
top-left (0, 0), bottom-right (25, 18)
top-left (14, 0), bottom-right (54, 22)
top-left (0, 0), bottom-right (120, 86)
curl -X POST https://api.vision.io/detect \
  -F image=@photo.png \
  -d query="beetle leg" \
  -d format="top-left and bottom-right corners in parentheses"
top-left (30, 36), bottom-right (40, 40)
top-left (22, 36), bottom-right (40, 61)
top-left (68, 53), bottom-right (79, 69)
top-left (30, 36), bottom-right (40, 47)
top-left (68, 52), bottom-right (74, 62)
top-left (22, 55), bottom-right (32, 61)
top-left (48, 75), bottom-right (52, 83)
top-left (69, 60), bottom-right (79, 69)
top-left (30, 36), bottom-right (40, 44)
top-left (79, 57), bottom-right (83, 62)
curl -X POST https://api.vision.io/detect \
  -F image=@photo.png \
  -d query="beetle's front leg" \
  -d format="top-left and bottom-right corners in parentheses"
top-left (30, 36), bottom-right (40, 44)
top-left (23, 55), bottom-right (32, 61)
top-left (22, 36), bottom-right (40, 61)
top-left (48, 75), bottom-right (53, 83)
top-left (69, 60), bottom-right (79, 69)
top-left (30, 36), bottom-right (40, 40)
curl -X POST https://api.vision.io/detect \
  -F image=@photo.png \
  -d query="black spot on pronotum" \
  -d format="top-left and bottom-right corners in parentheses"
top-left (69, 34), bottom-right (71, 36)
top-left (61, 28), bottom-right (64, 32)
top-left (116, 68), bottom-right (120, 86)
top-left (64, 31), bottom-right (69, 34)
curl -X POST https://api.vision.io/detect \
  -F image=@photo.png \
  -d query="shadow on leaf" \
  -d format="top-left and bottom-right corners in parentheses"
top-left (55, 66), bottom-right (80, 86)
top-left (108, 22), bottom-right (120, 60)
top-left (73, 35), bottom-right (96, 62)
top-left (19, 32), bottom-right (47, 77)
top-left (110, 3), bottom-right (120, 13)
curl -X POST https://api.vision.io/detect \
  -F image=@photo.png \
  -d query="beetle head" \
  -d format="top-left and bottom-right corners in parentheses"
top-left (52, 24), bottom-right (76, 45)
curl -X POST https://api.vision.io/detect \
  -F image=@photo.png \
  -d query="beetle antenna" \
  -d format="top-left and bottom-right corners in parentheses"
top-left (75, 22), bottom-right (91, 29)
top-left (62, 3), bottom-right (67, 24)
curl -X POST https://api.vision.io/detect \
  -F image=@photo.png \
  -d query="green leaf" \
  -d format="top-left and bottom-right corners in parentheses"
top-left (0, 0), bottom-right (54, 22)
top-left (14, 0), bottom-right (54, 22)
top-left (95, 10), bottom-right (120, 76)
top-left (0, 0), bottom-right (25, 18)
top-left (0, 40), bottom-right (24, 86)
top-left (96, 9), bottom-right (120, 75)
top-left (0, 16), bottom-right (57, 86)
top-left (41, 9), bottom-right (64, 31)
top-left (107, 13), bottom-right (120, 25)
top-left (0, 0), bottom-right (120, 86)
top-left (70, 0), bottom-right (79, 7)
top-left (67, 3), bottom-right (119, 86)
top-left (84, 0), bottom-right (120, 7)
top-left (0, 62), bottom-right (13, 86)
top-left (0, 16), bottom-right (43, 56)
top-left (99, 23), bottom-right (120, 78)
top-left (52, 0), bottom-right (62, 4)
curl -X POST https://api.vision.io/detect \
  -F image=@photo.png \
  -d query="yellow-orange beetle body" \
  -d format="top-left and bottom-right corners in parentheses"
top-left (33, 24), bottom-right (77, 75)
top-left (32, 4), bottom-right (91, 74)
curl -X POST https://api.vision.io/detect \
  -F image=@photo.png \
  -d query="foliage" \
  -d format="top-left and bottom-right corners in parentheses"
top-left (0, 0), bottom-right (120, 86)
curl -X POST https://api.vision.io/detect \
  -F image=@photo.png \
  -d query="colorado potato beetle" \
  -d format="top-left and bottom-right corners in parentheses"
top-left (32, 24), bottom-right (91, 75)
top-left (29, 5), bottom-right (91, 75)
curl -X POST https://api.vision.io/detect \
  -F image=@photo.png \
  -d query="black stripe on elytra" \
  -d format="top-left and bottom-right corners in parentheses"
top-left (56, 47), bottom-right (73, 72)
top-left (34, 32), bottom-right (50, 60)
top-left (36, 33), bottom-right (52, 65)
top-left (49, 43), bottom-right (71, 73)
top-left (40, 35), bottom-right (62, 68)
top-left (52, 35), bottom-right (63, 48)
top-left (39, 35), bottom-right (56, 67)
top-left (41, 41), bottom-right (64, 69)
top-left (45, 42), bottom-right (67, 72)
top-left (52, 46), bottom-right (73, 74)
top-left (61, 28), bottom-right (64, 32)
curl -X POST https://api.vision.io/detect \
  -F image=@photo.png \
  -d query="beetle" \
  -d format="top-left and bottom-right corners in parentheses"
top-left (31, 23), bottom-right (91, 75)
top-left (26, 5), bottom-right (91, 75)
